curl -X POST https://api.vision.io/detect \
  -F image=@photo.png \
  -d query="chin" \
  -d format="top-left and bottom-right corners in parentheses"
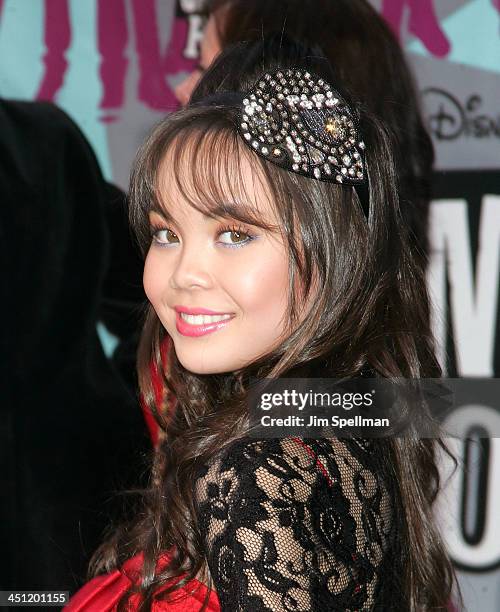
top-left (172, 336), bottom-right (259, 374)
top-left (175, 350), bottom-right (235, 375)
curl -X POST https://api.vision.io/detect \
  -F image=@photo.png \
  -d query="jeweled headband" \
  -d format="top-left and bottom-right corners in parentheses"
top-left (197, 67), bottom-right (369, 217)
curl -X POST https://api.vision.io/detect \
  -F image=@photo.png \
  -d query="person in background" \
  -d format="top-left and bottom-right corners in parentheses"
top-left (174, 0), bottom-right (434, 261)
top-left (1, 99), bottom-right (148, 593)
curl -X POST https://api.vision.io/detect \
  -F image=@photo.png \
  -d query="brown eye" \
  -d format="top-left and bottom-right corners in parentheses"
top-left (218, 228), bottom-right (254, 247)
top-left (151, 228), bottom-right (179, 246)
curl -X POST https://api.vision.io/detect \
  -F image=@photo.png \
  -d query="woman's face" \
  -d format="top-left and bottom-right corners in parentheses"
top-left (174, 13), bottom-right (222, 107)
top-left (143, 148), bottom-right (293, 374)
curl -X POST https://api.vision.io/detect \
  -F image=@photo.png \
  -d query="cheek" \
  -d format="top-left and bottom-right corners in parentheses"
top-left (226, 246), bottom-right (289, 320)
top-left (143, 249), bottom-right (167, 308)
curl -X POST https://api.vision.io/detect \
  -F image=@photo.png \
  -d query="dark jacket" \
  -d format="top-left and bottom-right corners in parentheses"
top-left (0, 100), bottom-right (148, 593)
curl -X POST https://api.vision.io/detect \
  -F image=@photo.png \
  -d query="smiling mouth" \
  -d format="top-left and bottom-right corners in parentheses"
top-left (180, 312), bottom-right (232, 325)
top-left (175, 311), bottom-right (235, 337)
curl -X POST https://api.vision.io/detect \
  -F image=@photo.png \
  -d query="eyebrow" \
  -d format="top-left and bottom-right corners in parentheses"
top-left (149, 201), bottom-right (272, 229)
top-left (149, 204), bottom-right (174, 223)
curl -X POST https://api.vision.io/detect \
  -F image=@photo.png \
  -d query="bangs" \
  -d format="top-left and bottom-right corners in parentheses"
top-left (129, 109), bottom-right (284, 253)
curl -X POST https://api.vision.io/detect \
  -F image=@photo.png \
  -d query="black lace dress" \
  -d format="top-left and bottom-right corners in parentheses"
top-left (193, 436), bottom-right (407, 611)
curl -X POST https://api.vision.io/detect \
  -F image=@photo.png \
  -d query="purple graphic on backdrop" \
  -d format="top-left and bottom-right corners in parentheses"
top-left (30, 0), bottom-right (197, 120)
top-left (130, 0), bottom-right (174, 111)
top-left (381, 0), bottom-right (450, 57)
top-left (98, 0), bottom-right (128, 111)
top-left (97, 0), bottom-right (195, 119)
top-left (36, 0), bottom-right (71, 101)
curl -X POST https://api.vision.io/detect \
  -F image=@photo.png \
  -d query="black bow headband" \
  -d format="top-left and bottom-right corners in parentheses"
top-left (196, 68), bottom-right (370, 218)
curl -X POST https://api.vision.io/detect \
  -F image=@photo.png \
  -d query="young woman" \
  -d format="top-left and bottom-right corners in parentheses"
top-left (66, 43), bottom-right (460, 611)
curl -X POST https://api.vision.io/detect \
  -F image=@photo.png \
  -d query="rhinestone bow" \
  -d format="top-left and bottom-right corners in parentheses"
top-left (238, 68), bottom-right (366, 184)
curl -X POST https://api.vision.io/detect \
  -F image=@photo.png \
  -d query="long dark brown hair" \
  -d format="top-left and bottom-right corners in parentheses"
top-left (90, 46), bottom-right (461, 611)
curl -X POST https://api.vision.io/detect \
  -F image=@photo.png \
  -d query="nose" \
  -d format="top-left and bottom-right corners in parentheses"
top-left (174, 70), bottom-right (202, 107)
top-left (170, 241), bottom-right (213, 291)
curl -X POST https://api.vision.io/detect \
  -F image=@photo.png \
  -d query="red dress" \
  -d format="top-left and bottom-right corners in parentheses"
top-left (65, 550), bottom-right (220, 611)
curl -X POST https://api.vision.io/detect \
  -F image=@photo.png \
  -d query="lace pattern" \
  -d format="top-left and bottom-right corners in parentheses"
top-left (193, 436), bottom-right (400, 611)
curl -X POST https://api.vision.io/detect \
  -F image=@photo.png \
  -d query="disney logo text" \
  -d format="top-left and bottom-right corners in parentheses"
top-left (423, 88), bottom-right (500, 140)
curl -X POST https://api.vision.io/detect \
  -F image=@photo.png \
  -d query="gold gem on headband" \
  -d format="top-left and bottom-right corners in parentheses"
top-left (238, 68), bottom-right (366, 185)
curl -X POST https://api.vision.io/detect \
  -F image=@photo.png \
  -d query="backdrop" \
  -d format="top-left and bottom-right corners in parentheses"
top-left (0, 0), bottom-right (498, 608)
